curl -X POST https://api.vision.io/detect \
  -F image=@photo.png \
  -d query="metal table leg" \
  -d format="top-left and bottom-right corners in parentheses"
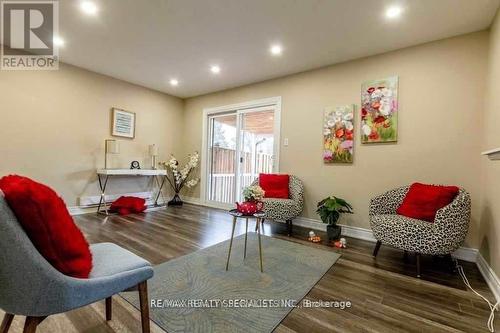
top-left (153, 175), bottom-right (166, 206)
top-left (225, 216), bottom-right (237, 271)
top-left (97, 175), bottom-right (109, 215)
top-left (257, 217), bottom-right (263, 273)
top-left (244, 218), bottom-right (248, 259)
top-left (254, 218), bottom-right (265, 232)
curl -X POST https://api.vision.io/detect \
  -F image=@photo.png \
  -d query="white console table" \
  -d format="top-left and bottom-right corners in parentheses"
top-left (96, 169), bottom-right (167, 215)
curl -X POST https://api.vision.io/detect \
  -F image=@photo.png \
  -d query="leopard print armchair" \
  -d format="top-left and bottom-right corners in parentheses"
top-left (251, 175), bottom-right (304, 236)
top-left (370, 185), bottom-right (471, 277)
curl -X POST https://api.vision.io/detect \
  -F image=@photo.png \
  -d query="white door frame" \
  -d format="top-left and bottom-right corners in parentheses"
top-left (200, 96), bottom-right (282, 209)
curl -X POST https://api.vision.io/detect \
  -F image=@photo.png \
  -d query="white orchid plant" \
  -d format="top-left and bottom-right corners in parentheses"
top-left (160, 152), bottom-right (200, 194)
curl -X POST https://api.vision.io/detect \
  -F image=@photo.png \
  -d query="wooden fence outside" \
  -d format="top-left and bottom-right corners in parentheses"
top-left (209, 147), bottom-right (273, 203)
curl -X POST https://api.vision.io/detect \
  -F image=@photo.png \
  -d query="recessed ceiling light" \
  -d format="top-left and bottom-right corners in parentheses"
top-left (53, 36), bottom-right (65, 47)
top-left (80, 1), bottom-right (98, 15)
top-left (385, 5), bottom-right (403, 19)
top-left (270, 44), bottom-right (282, 56)
top-left (169, 79), bottom-right (179, 86)
top-left (210, 65), bottom-right (221, 74)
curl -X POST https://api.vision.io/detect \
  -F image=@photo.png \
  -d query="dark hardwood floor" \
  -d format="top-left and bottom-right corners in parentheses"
top-left (2, 204), bottom-right (497, 332)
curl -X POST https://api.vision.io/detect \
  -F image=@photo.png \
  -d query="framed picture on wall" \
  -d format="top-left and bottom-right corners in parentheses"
top-left (323, 105), bottom-right (355, 163)
top-left (361, 76), bottom-right (398, 143)
top-left (111, 108), bottom-right (136, 139)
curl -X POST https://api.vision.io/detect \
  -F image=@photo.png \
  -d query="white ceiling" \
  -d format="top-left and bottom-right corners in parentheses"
top-left (58, 0), bottom-right (500, 98)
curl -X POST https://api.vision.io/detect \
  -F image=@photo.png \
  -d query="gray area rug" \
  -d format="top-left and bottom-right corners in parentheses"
top-left (121, 233), bottom-right (340, 333)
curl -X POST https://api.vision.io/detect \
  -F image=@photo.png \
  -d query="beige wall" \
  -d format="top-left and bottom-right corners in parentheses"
top-left (183, 31), bottom-right (489, 248)
top-left (0, 63), bottom-right (184, 206)
top-left (479, 10), bottom-right (500, 274)
top-left (0, 30), bottom-right (494, 254)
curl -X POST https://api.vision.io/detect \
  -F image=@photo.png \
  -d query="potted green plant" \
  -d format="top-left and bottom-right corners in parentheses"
top-left (316, 196), bottom-right (353, 240)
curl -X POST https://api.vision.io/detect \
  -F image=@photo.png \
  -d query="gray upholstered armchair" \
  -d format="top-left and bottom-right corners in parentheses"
top-left (252, 175), bottom-right (304, 236)
top-left (370, 185), bottom-right (471, 277)
top-left (0, 196), bottom-right (154, 333)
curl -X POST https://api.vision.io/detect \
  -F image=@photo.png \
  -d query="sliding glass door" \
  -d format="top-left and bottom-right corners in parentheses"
top-left (207, 113), bottom-right (238, 204)
top-left (237, 108), bottom-right (275, 200)
top-left (205, 103), bottom-right (279, 207)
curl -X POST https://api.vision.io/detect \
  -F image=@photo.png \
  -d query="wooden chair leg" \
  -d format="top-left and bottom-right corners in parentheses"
top-left (373, 240), bottom-right (382, 257)
top-left (416, 253), bottom-right (421, 278)
top-left (0, 314), bottom-right (14, 333)
top-left (138, 281), bottom-right (150, 333)
top-left (23, 316), bottom-right (46, 333)
top-left (106, 296), bottom-right (112, 321)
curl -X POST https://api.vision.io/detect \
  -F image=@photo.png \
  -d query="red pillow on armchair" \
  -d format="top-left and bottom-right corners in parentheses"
top-left (259, 174), bottom-right (289, 199)
top-left (0, 175), bottom-right (92, 278)
top-left (396, 182), bottom-right (459, 222)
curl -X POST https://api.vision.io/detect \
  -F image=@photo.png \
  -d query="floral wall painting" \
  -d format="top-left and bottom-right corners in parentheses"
top-left (323, 105), bottom-right (355, 163)
top-left (361, 76), bottom-right (398, 143)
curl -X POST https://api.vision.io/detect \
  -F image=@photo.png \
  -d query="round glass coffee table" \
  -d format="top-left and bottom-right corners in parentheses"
top-left (225, 209), bottom-right (265, 273)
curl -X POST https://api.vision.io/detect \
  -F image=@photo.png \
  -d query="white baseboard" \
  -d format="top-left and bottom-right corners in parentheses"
top-left (295, 216), bottom-right (478, 262)
top-left (68, 206), bottom-right (97, 215)
top-left (69, 203), bottom-right (167, 216)
top-left (70, 192), bottom-right (204, 216)
top-left (181, 195), bottom-right (202, 205)
top-left (294, 216), bottom-right (500, 299)
top-left (177, 200), bottom-right (478, 263)
top-left (79, 191), bottom-right (154, 206)
top-left (72, 194), bottom-right (500, 300)
top-left (476, 253), bottom-right (500, 302)
top-left (453, 247), bottom-right (479, 263)
top-left (179, 200), bottom-right (479, 263)
top-left (69, 191), bottom-right (168, 216)
top-left (294, 216), bottom-right (377, 242)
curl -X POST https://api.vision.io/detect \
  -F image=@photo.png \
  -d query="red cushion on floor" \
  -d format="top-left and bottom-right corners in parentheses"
top-left (259, 174), bottom-right (290, 199)
top-left (0, 175), bottom-right (92, 278)
top-left (396, 182), bottom-right (460, 222)
top-left (118, 207), bottom-right (132, 216)
top-left (110, 196), bottom-right (147, 215)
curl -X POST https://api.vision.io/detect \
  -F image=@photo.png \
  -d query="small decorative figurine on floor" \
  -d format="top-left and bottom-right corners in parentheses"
top-left (333, 237), bottom-right (347, 248)
top-left (308, 230), bottom-right (321, 243)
